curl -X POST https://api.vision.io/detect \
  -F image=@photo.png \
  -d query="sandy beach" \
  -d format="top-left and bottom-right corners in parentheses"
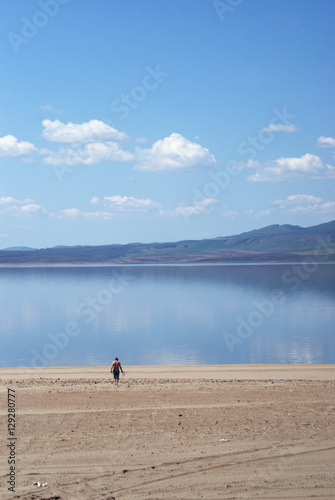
top-left (1, 364), bottom-right (335, 499)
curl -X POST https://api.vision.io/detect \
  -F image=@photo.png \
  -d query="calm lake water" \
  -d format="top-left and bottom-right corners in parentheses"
top-left (1, 264), bottom-right (334, 367)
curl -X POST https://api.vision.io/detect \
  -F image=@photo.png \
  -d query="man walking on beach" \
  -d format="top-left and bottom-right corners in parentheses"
top-left (111, 357), bottom-right (123, 386)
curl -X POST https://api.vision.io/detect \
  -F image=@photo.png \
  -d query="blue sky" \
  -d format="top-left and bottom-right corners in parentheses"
top-left (1, 0), bottom-right (335, 248)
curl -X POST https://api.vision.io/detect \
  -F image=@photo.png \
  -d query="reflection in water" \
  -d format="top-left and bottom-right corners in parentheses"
top-left (0, 264), bottom-right (334, 366)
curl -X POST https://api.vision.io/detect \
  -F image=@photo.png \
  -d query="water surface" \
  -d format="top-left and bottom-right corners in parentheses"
top-left (0, 264), bottom-right (334, 367)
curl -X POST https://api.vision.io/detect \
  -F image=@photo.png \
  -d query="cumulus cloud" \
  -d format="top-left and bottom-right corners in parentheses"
top-left (0, 135), bottom-right (38, 157)
top-left (0, 197), bottom-right (47, 216)
top-left (135, 133), bottom-right (218, 172)
top-left (103, 195), bottom-right (162, 212)
top-left (4, 192), bottom-right (218, 221)
top-left (90, 196), bottom-right (217, 219)
top-left (58, 195), bottom-right (163, 219)
top-left (236, 154), bottom-right (335, 182)
top-left (43, 142), bottom-right (134, 166)
top-left (20, 203), bottom-right (46, 215)
top-left (260, 123), bottom-right (298, 133)
top-left (0, 196), bottom-right (32, 205)
top-left (84, 196), bottom-right (218, 220)
top-left (56, 208), bottom-right (115, 220)
top-left (42, 119), bottom-right (128, 143)
top-left (257, 194), bottom-right (335, 217)
top-left (170, 198), bottom-right (217, 218)
top-left (273, 194), bottom-right (324, 205)
top-left (317, 136), bottom-right (335, 148)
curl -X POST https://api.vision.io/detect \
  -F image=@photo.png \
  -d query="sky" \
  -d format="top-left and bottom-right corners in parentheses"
top-left (1, 0), bottom-right (335, 248)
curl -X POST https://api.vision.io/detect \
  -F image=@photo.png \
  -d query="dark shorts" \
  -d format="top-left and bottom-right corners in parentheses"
top-left (113, 369), bottom-right (120, 380)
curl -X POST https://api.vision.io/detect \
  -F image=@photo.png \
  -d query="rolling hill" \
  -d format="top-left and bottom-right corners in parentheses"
top-left (0, 221), bottom-right (334, 265)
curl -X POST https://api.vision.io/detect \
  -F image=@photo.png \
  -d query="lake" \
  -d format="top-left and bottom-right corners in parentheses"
top-left (0, 264), bottom-right (334, 367)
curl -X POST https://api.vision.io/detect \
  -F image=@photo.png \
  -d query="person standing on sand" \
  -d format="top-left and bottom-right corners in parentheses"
top-left (111, 357), bottom-right (123, 386)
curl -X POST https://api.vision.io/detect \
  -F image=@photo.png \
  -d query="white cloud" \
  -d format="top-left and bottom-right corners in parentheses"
top-left (196, 198), bottom-right (217, 207)
top-left (57, 208), bottom-right (82, 218)
top-left (59, 195), bottom-right (163, 219)
top-left (0, 197), bottom-right (47, 216)
top-left (236, 154), bottom-right (335, 182)
top-left (171, 198), bottom-right (217, 217)
top-left (257, 194), bottom-right (335, 217)
top-left (260, 123), bottom-right (298, 133)
top-left (273, 194), bottom-right (324, 205)
top-left (20, 204), bottom-right (46, 215)
top-left (86, 196), bottom-right (217, 219)
top-left (15, 194), bottom-right (218, 221)
top-left (79, 197), bottom-right (217, 220)
top-left (0, 135), bottom-right (38, 157)
top-left (0, 196), bottom-right (29, 205)
top-left (317, 136), bottom-right (335, 148)
top-left (43, 142), bottom-right (134, 166)
top-left (56, 209), bottom-right (115, 220)
top-left (135, 133), bottom-right (218, 172)
top-left (42, 119), bottom-right (128, 143)
top-left (103, 195), bottom-right (162, 213)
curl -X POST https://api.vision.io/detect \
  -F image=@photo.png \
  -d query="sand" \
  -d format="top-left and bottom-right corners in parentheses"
top-left (1, 364), bottom-right (335, 500)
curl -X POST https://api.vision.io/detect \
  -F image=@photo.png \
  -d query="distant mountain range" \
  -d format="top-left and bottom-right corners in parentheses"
top-left (2, 246), bottom-right (36, 252)
top-left (1, 221), bottom-right (334, 265)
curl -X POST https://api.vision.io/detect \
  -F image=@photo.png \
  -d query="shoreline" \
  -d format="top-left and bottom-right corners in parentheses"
top-left (1, 364), bottom-right (334, 499)
top-left (1, 363), bottom-right (335, 381)
top-left (0, 260), bottom-right (335, 267)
